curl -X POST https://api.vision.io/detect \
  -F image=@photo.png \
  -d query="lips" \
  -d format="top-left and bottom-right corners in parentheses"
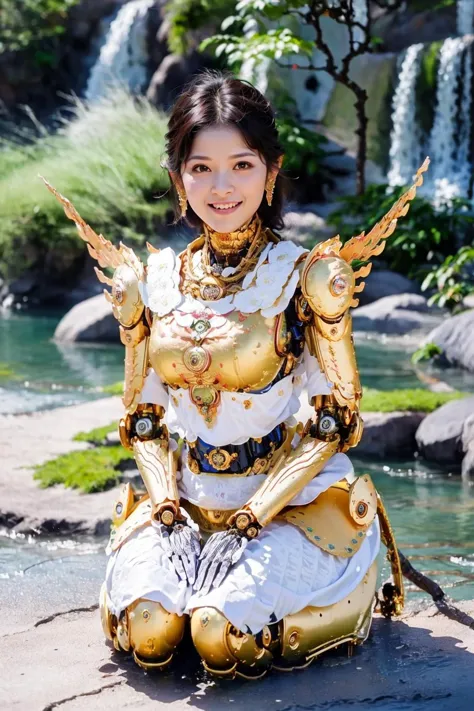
top-left (209, 201), bottom-right (242, 214)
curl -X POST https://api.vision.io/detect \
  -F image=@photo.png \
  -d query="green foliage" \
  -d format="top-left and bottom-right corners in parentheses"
top-left (422, 245), bottom-right (474, 310)
top-left (33, 445), bottom-right (133, 493)
top-left (0, 363), bottom-right (15, 378)
top-left (201, 27), bottom-right (313, 67)
top-left (0, 0), bottom-right (79, 57)
top-left (328, 184), bottom-right (474, 283)
top-left (103, 381), bottom-right (124, 396)
top-left (411, 343), bottom-right (443, 365)
top-left (73, 422), bottom-right (118, 445)
top-left (0, 92), bottom-right (171, 280)
top-left (361, 387), bottom-right (464, 413)
top-left (167, 0), bottom-right (237, 54)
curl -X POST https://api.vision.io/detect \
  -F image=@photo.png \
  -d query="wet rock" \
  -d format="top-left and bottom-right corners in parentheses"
top-left (415, 396), bottom-right (474, 465)
top-left (358, 411), bottom-right (426, 458)
top-left (461, 414), bottom-right (474, 479)
top-left (359, 270), bottom-right (419, 306)
top-left (146, 51), bottom-right (205, 110)
top-left (105, 431), bottom-right (121, 446)
top-left (54, 294), bottom-right (119, 344)
top-left (352, 293), bottom-right (442, 335)
top-left (426, 309), bottom-right (474, 372)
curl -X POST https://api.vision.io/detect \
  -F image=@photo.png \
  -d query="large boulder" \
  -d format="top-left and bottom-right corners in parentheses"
top-left (352, 293), bottom-right (442, 335)
top-left (282, 206), bottom-right (333, 245)
top-left (415, 396), bottom-right (474, 465)
top-left (461, 414), bottom-right (474, 479)
top-left (357, 411), bottom-right (425, 458)
top-left (359, 270), bottom-right (419, 306)
top-left (54, 294), bottom-right (119, 344)
top-left (425, 309), bottom-right (474, 372)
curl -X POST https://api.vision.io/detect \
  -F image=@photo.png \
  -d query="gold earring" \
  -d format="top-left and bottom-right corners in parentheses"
top-left (265, 157), bottom-right (283, 207)
top-left (176, 183), bottom-right (187, 218)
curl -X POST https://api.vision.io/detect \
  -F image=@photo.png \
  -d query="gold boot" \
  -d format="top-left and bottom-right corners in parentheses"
top-left (101, 587), bottom-right (186, 671)
top-left (190, 562), bottom-right (377, 678)
top-left (190, 607), bottom-right (274, 679)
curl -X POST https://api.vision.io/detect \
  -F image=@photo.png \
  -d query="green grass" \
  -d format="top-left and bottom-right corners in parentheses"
top-left (361, 388), bottom-right (465, 413)
top-left (73, 421), bottom-right (118, 444)
top-left (33, 445), bottom-right (134, 493)
top-left (0, 91), bottom-right (171, 280)
top-left (103, 381), bottom-right (124, 396)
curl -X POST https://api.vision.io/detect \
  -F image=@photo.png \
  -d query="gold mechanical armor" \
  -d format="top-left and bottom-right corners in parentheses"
top-left (44, 159), bottom-right (429, 678)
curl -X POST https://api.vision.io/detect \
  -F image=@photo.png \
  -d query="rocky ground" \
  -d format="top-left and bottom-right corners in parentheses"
top-left (1, 602), bottom-right (473, 711)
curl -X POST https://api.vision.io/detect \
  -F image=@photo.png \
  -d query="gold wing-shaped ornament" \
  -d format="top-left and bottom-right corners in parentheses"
top-left (301, 158), bottom-right (430, 413)
top-left (340, 157), bottom-right (430, 307)
top-left (41, 177), bottom-right (155, 414)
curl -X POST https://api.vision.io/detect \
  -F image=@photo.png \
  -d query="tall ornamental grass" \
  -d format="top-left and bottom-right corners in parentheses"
top-left (0, 92), bottom-right (171, 280)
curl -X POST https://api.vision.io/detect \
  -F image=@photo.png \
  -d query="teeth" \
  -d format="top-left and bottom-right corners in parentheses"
top-left (212, 202), bottom-right (239, 210)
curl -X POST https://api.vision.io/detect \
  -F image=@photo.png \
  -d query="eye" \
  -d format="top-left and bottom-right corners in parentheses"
top-left (192, 164), bottom-right (211, 173)
top-left (234, 161), bottom-right (252, 170)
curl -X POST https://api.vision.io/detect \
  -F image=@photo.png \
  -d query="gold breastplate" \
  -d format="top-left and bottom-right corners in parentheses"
top-left (149, 309), bottom-right (287, 393)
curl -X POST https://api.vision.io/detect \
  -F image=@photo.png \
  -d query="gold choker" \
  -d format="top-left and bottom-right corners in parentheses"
top-left (203, 215), bottom-right (260, 257)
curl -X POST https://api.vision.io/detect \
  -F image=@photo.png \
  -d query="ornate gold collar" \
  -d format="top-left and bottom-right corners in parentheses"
top-left (203, 215), bottom-right (260, 258)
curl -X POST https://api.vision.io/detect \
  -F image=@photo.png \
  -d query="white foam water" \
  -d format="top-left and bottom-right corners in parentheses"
top-left (85, 0), bottom-right (154, 102)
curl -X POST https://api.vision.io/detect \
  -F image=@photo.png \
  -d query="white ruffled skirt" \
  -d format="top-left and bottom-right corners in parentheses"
top-left (105, 453), bottom-right (381, 635)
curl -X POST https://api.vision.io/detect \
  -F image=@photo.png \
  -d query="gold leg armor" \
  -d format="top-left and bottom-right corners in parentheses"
top-left (191, 562), bottom-right (377, 678)
top-left (190, 607), bottom-right (274, 679)
top-left (100, 585), bottom-right (186, 671)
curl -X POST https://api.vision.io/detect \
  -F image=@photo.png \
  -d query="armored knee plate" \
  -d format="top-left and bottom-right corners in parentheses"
top-left (275, 561), bottom-right (377, 670)
top-left (191, 607), bottom-right (274, 679)
top-left (190, 563), bottom-right (377, 678)
top-left (100, 585), bottom-right (186, 671)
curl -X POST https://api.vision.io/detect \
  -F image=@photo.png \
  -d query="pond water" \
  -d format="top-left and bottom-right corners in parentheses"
top-left (0, 311), bottom-right (473, 604)
top-left (2, 311), bottom-right (473, 414)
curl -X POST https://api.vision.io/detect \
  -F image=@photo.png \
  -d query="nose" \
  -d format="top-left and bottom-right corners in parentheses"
top-left (211, 172), bottom-right (234, 198)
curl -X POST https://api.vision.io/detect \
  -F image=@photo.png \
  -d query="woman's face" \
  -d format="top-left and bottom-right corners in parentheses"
top-left (180, 124), bottom-right (268, 232)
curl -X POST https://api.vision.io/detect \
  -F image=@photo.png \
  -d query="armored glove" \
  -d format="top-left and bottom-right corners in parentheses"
top-left (158, 513), bottom-right (201, 585)
top-left (194, 528), bottom-right (249, 595)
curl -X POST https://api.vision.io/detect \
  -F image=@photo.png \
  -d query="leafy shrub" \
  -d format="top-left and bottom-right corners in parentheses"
top-left (422, 245), bottom-right (474, 310)
top-left (0, 92), bottom-right (171, 281)
top-left (167, 0), bottom-right (237, 54)
top-left (0, 0), bottom-right (79, 59)
top-left (411, 343), bottom-right (443, 365)
top-left (328, 184), bottom-right (474, 283)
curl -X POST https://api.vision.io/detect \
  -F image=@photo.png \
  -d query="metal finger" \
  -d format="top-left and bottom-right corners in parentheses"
top-left (200, 536), bottom-right (234, 594)
top-left (171, 551), bottom-right (186, 582)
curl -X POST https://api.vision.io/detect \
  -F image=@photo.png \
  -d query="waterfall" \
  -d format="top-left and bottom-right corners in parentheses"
top-left (387, 44), bottom-right (424, 188)
top-left (457, 0), bottom-right (474, 35)
top-left (85, 0), bottom-right (155, 102)
top-left (427, 38), bottom-right (471, 207)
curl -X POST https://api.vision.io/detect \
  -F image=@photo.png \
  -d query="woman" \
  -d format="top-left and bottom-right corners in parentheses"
top-left (46, 71), bottom-right (425, 678)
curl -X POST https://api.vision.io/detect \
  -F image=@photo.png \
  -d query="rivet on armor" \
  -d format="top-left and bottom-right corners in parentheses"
top-left (357, 501), bottom-right (368, 517)
top-left (288, 631), bottom-right (299, 650)
top-left (330, 274), bottom-right (348, 296)
top-left (201, 612), bottom-right (210, 628)
top-left (247, 526), bottom-right (259, 539)
top-left (262, 626), bottom-right (272, 647)
top-left (135, 417), bottom-right (153, 438)
top-left (142, 609), bottom-right (151, 621)
top-left (115, 502), bottom-right (123, 515)
top-left (161, 510), bottom-right (175, 527)
top-left (236, 514), bottom-right (250, 530)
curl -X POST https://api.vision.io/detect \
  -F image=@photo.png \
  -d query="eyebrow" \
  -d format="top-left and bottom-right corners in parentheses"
top-left (188, 151), bottom-right (257, 160)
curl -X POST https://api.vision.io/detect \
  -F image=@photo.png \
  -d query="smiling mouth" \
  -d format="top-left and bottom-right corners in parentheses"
top-left (209, 201), bottom-right (242, 213)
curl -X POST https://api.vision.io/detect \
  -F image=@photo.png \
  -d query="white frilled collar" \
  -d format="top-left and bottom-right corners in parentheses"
top-left (139, 240), bottom-right (308, 319)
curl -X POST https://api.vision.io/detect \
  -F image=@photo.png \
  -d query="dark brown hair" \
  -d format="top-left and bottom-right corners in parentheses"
top-left (165, 70), bottom-right (285, 230)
